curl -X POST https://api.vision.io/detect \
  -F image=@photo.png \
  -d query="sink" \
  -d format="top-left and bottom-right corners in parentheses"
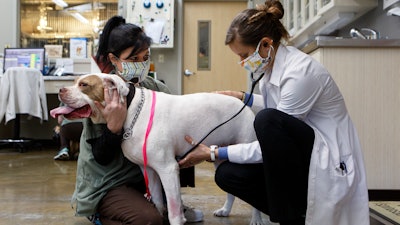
top-left (301, 36), bottom-right (400, 53)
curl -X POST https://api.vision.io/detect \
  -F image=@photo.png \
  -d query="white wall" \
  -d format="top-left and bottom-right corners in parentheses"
top-left (0, 0), bottom-right (19, 138)
top-left (0, 0), bottom-right (19, 53)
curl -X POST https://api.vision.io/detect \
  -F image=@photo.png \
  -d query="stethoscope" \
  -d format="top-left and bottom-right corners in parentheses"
top-left (177, 71), bottom-right (266, 161)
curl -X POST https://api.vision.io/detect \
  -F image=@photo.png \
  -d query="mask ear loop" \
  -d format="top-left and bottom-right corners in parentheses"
top-left (264, 45), bottom-right (273, 62)
top-left (111, 54), bottom-right (124, 76)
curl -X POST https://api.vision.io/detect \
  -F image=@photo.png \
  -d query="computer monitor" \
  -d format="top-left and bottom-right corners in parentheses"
top-left (3, 48), bottom-right (45, 74)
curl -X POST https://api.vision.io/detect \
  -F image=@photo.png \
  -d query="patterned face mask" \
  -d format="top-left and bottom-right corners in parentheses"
top-left (117, 59), bottom-right (150, 83)
top-left (238, 40), bottom-right (273, 80)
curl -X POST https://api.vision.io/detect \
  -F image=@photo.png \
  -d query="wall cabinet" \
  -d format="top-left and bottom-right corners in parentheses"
top-left (283, 0), bottom-right (378, 47)
top-left (309, 45), bottom-right (400, 189)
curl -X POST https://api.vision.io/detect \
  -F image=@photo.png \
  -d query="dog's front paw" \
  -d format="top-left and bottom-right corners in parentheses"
top-left (213, 207), bottom-right (230, 217)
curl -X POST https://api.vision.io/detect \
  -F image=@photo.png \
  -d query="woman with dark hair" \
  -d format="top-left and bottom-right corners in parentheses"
top-left (179, 1), bottom-right (369, 225)
top-left (72, 16), bottom-right (202, 225)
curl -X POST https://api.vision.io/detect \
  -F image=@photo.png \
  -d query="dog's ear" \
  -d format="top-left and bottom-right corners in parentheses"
top-left (103, 75), bottom-right (130, 103)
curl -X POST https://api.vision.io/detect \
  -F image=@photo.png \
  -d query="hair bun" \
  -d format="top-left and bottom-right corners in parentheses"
top-left (257, 0), bottom-right (284, 20)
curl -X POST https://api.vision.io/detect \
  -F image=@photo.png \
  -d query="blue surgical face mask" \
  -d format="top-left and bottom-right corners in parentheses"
top-left (238, 40), bottom-right (273, 80)
top-left (117, 59), bottom-right (150, 83)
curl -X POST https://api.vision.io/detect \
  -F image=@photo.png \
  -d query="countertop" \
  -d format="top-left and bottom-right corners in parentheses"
top-left (301, 36), bottom-right (400, 54)
top-left (43, 75), bottom-right (77, 94)
top-left (43, 74), bottom-right (87, 80)
top-left (43, 75), bottom-right (76, 80)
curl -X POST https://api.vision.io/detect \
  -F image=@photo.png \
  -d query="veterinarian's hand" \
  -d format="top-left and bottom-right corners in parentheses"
top-left (94, 85), bottom-right (127, 134)
top-left (178, 135), bottom-right (211, 168)
top-left (214, 90), bottom-right (244, 101)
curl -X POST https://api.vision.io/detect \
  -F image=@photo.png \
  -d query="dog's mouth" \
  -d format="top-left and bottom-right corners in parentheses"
top-left (50, 105), bottom-right (92, 119)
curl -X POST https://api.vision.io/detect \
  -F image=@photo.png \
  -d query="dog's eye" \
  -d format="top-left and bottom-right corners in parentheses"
top-left (79, 82), bottom-right (89, 87)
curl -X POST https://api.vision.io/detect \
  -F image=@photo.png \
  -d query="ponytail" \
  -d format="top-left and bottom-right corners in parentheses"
top-left (96, 16), bottom-right (126, 65)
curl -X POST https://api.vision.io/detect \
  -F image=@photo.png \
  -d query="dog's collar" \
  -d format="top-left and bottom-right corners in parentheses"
top-left (126, 82), bottom-right (136, 108)
top-left (123, 87), bottom-right (145, 140)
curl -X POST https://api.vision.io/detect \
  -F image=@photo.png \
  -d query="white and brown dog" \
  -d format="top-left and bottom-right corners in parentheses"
top-left (50, 73), bottom-right (264, 225)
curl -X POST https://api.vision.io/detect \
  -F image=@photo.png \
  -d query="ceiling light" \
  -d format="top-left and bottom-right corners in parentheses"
top-left (70, 12), bottom-right (89, 24)
top-left (64, 3), bottom-right (105, 12)
top-left (52, 0), bottom-right (68, 8)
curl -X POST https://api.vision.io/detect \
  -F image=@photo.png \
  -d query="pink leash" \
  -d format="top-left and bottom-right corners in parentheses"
top-left (143, 90), bottom-right (156, 200)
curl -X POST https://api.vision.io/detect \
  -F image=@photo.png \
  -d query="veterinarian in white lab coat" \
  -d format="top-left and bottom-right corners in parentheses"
top-left (179, 1), bottom-right (370, 225)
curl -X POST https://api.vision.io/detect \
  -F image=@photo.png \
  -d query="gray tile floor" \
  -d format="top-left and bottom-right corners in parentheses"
top-left (0, 147), bottom-right (275, 225)
top-left (0, 147), bottom-right (388, 225)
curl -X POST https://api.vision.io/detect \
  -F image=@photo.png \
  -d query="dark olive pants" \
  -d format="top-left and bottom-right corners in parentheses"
top-left (98, 184), bottom-right (163, 225)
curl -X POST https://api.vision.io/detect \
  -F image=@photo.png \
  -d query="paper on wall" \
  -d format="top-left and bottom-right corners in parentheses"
top-left (56, 58), bottom-right (74, 73)
top-left (70, 38), bottom-right (87, 59)
top-left (144, 20), bottom-right (165, 44)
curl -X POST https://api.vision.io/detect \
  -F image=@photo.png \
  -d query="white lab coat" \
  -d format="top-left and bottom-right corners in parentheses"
top-left (227, 44), bottom-right (370, 225)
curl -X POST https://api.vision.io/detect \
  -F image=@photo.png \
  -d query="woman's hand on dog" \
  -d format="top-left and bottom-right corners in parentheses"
top-left (214, 90), bottom-right (243, 101)
top-left (179, 135), bottom-right (212, 168)
top-left (94, 85), bottom-right (127, 134)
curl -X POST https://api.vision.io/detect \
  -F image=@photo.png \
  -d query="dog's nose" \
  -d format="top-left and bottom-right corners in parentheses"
top-left (59, 87), bottom-right (66, 94)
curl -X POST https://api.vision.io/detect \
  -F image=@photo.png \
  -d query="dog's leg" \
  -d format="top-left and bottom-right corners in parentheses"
top-left (213, 159), bottom-right (265, 225)
top-left (214, 194), bottom-right (266, 225)
top-left (213, 161), bottom-right (234, 217)
top-left (214, 193), bottom-right (235, 217)
top-left (153, 164), bottom-right (186, 225)
top-left (144, 167), bottom-right (165, 215)
top-left (250, 208), bottom-right (266, 225)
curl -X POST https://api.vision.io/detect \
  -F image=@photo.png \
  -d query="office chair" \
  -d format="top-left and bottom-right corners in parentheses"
top-left (0, 67), bottom-right (48, 152)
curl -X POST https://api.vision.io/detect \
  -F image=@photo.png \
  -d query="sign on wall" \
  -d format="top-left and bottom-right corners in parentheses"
top-left (125, 0), bottom-right (174, 48)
